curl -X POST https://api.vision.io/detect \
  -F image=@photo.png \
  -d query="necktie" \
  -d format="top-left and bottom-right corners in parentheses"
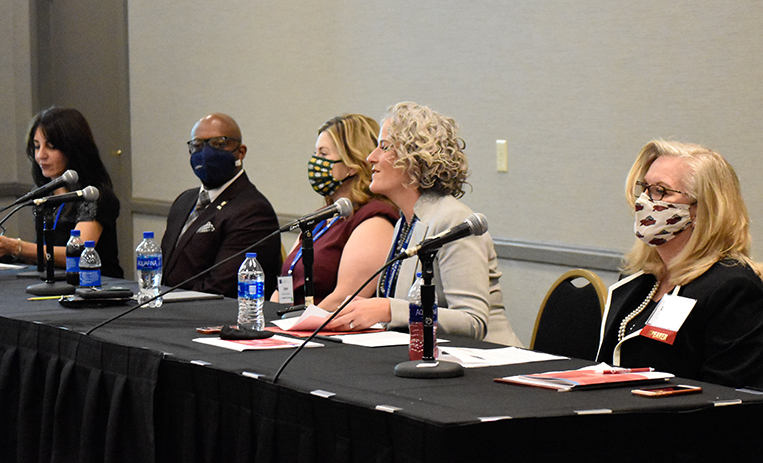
top-left (179, 189), bottom-right (211, 239)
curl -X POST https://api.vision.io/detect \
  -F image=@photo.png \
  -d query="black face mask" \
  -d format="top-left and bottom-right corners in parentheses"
top-left (190, 145), bottom-right (241, 189)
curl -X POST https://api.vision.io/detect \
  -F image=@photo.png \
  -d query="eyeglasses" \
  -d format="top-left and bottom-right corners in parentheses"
top-left (187, 136), bottom-right (241, 154)
top-left (635, 181), bottom-right (689, 201)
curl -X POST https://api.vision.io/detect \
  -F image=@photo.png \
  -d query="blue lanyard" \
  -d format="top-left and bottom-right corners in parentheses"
top-left (52, 204), bottom-right (65, 230)
top-left (42, 205), bottom-right (66, 247)
top-left (287, 216), bottom-right (340, 275)
top-left (380, 216), bottom-right (418, 297)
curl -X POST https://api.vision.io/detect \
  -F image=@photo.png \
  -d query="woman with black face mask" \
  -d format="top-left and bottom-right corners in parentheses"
top-left (271, 114), bottom-right (398, 312)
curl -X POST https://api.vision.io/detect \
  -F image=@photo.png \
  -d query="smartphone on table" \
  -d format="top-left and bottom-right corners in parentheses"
top-left (631, 385), bottom-right (702, 397)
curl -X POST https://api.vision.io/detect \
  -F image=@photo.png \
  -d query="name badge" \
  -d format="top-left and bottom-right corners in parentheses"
top-left (278, 276), bottom-right (294, 304)
top-left (640, 294), bottom-right (697, 345)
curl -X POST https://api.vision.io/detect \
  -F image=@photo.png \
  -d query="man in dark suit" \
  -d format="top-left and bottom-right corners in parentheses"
top-left (161, 113), bottom-right (281, 298)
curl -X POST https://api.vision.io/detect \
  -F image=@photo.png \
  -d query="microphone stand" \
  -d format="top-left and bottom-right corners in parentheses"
top-left (15, 206), bottom-right (50, 278)
top-left (300, 224), bottom-right (315, 307)
top-left (393, 249), bottom-right (464, 378)
top-left (26, 204), bottom-right (76, 295)
top-left (277, 223), bottom-right (316, 317)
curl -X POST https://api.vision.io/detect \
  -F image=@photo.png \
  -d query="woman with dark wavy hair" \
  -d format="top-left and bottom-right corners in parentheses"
top-left (0, 107), bottom-right (123, 277)
top-left (328, 102), bottom-right (521, 346)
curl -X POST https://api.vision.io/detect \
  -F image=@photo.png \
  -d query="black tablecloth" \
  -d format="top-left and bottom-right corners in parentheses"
top-left (2, 267), bottom-right (763, 462)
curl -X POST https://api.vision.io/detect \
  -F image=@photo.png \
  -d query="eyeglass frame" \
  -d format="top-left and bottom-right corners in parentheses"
top-left (186, 136), bottom-right (242, 154)
top-left (635, 180), bottom-right (693, 201)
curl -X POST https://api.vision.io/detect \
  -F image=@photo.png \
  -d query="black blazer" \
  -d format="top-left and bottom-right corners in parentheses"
top-left (161, 172), bottom-right (281, 298)
top-left (597, 260), bottom-right (763, 388)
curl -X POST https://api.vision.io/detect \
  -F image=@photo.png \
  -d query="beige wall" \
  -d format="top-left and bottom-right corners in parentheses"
top-left (128, 1), bottom-right (763, 252)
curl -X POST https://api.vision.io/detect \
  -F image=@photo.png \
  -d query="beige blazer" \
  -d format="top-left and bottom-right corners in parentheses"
top-left (383, 192), bottom-right (522, 347)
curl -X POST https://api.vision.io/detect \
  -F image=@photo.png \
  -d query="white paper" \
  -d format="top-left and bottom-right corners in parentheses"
top-left (0, 263), bottom-right (26, 270)
top-left (439, 346), bottom-right (567, 368)
top-left (193, 334), bottom-right (323, 351)
top-left (271, 304), bottom-right (333, 331)
top-left (271, 304), bottom-right (384, 332)
top-left (334, 331), bottom-right (449, 347)
top-left (162, 290), bottom-right (224, 302)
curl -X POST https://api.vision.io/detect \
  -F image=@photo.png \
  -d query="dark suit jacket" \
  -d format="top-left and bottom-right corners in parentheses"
top-left (596, 260), bottom-right (763, 388)
top-left (161, 172), bottom-right (281, 298)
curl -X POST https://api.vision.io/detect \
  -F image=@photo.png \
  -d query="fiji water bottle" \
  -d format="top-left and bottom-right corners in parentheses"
top-left (238, 252), bottom-right (265, 330)
top-left (407, 272), bottom-right (439, 361)
top-left (65, 229), bottom-right (84, 286)
top-left (79, 241), bottom-right (101, 287)
top-left (136, 231), bottom-right (163, 308)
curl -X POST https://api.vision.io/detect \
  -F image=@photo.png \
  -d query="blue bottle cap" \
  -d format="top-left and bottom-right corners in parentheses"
top-left (143, 231), bottom-right (154, 239)
top-left (84, 240), bottom-right (95, 247)
top-left (246, 252), bottom-right (257, 258)
top-left (71, 230), bottom-right (81, 237)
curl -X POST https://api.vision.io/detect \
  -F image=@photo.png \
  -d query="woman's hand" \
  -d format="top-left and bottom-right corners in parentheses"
top-left (326, 297), bottom-right (391, 331)
top-left (0, 236), bottom-right (22, 258)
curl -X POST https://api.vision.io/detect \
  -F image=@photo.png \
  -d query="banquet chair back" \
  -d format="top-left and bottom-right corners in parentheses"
top-left (531, 269), bottom-right (606, 361)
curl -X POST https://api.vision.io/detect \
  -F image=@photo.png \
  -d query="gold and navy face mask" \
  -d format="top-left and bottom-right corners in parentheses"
top-left (307, 155), bottom-right (343, 197)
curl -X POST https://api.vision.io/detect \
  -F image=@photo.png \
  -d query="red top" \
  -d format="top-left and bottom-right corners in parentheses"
top-left (282, 199), bottom-right (399, 305)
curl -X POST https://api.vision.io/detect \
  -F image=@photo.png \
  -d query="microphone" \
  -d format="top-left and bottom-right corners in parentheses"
top-left (395, 213), bottom-right (488, 260)
top-left (281, 197), bottom-right (353, 231)
top-left (31, 186), bottom-right (99, 207)
top-left (11, 170), bottom-right (79, 206)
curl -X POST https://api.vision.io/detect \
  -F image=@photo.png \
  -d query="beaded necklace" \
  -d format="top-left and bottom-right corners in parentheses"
top-left (617, 280), bottom-right (660, 342)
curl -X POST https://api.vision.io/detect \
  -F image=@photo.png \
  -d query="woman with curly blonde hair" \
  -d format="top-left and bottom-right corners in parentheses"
top-left (328, 102), bottom-right (521, 346)
top-left (597, 140), bottom-right (763, 388)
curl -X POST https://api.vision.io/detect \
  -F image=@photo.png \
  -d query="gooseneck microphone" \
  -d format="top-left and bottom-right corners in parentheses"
top-left (1, 170), bottom-right (79, 212)
top-left (272, 212), bottom-right (489, 383)
top-left (393, 212), bottom-right (488, 260)
top-left (281, 197), bottom-right (353, 232)
top-left (31, 186), bottom-right (99, 207)
top-left (86, 200), bottom-right (352, 336)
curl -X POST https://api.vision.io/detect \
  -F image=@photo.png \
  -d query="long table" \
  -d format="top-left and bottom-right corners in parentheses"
top-left (1, 267), bottom-right (763, 462)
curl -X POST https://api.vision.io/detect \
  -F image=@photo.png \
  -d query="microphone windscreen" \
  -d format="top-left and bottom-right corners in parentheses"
top-left (82, 186), bottom-right (100, 201)
top-left (466, 213), bottom-right (488, 236)
top-left (62, 169), bottom-right (79, 187)
top-left (335, 197), bottom-right (353, 218)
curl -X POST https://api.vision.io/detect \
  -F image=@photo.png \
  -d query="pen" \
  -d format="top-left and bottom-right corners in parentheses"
top-left (28, 295), bottom-right (66, 301)
top-left (314, 335), bottom-right (343, 344)
top-left (599, 367), bottom-right (654, 374)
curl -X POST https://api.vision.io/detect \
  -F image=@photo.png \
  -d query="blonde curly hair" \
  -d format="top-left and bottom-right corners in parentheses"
top-left (384, 102), bottom-right (469, 198)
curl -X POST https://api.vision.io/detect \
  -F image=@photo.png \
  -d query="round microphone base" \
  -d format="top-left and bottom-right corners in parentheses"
top-left (394, 359), bottom-right (464, 379)
top-left (26, 281), bottom-right (76, 296)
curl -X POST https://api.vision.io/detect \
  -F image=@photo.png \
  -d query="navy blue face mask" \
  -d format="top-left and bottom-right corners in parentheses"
top-left (190, 145), bottom-right (241, 189)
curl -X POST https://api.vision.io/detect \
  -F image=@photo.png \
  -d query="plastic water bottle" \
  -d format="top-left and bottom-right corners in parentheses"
top-left (238, 252), bottom-right (265, 330)
top-left (407, 272), bottom-right (439, 361)
top-left (136, 231), bottom-right (163, 308)
top-left (79, 240), bottom-right (101, 287)
top-left (65, 229), bottom-right (84, 286)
